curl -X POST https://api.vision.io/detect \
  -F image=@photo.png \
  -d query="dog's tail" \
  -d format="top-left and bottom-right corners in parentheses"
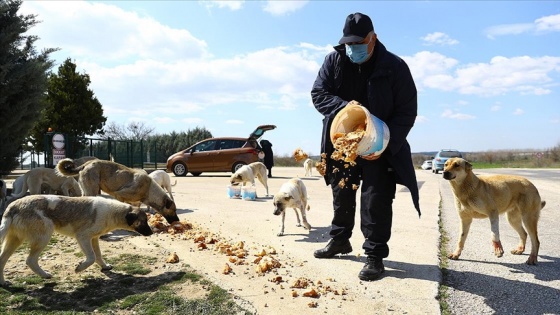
top-left (0, 215), bottom-right (12, 244)
top-left (9, 176), bottom-right (28, 199)
top-left (56, 158), bottom-right (82, 177)
top-left (171, 180), bottom-right (177, 187)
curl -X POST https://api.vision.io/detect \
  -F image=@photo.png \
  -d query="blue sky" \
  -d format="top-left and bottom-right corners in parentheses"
top-left (19, 1), bottom-right (560, 156)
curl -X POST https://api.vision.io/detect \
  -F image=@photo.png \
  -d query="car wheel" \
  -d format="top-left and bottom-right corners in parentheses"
top-left (191, 172), bottom-right (202, 177)
top-left (172, 162), bottom-right (187, 177)
top-left (435, 169), bottom-right (439, 174)
top-left (231, 162), bottom-right (246, 173)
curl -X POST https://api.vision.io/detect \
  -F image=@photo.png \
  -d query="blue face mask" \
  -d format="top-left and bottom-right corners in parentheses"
top-left (345, 42), bottom-right (371, 64)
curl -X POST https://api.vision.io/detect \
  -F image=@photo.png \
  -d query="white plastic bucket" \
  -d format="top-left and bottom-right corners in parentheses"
top-left (330, 102), bottom-right (390, 156)
top-left (241, 185), bottom-right (257, 201)
top-left (227, 185), bottom-right (241, 198)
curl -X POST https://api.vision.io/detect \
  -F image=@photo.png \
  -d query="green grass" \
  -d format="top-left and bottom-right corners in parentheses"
top-left (437, 193), bottom-right (452, 315)
top-left (0, 253), bottom-right (253, 315)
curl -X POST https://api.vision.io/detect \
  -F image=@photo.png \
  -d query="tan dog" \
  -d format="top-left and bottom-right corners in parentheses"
top-left (303, 158), bottom-right (313, 177)
top-left (0, 195), bottom-right (153, 286)
top-left (443, 157), bottom-right (545, 265)
top-left (9, 167), bottom-right (81, 199)
top-left (230, 162), bottom-right (269, 196)
top-left (149, 170), bottom-right (176, 201)
top-left (272, 178), bottom-right (311, 236)
top-left (56, 158), bottom-right (179, 224)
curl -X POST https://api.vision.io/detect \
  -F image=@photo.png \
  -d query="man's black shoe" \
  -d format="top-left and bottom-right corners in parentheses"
top-left (358, 256), bottom-right (385, 281)
top-left (314, 239), bottom-right (352, 258)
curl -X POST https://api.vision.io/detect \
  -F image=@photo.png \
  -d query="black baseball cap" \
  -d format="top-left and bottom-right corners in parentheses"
top-left (339, 12), bottom-right (374, 44)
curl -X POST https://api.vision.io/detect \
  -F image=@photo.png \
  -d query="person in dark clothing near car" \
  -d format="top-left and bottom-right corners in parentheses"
top-left (260, 139), bottom-right (274, 178)
top-left (311, 12), bottom-right (421, 281)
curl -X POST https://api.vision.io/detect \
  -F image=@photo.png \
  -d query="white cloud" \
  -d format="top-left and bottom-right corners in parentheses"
top-left (485, 14), bottom-right (560, 39)
top-left (405, 52), bottom-right (560, 96)
top-left (490, 105), bottom-right (501, 112)
top-left (21, 1), bottom-right (209, 63)
top-left (262, 1), bottom-right (308, 16)
top-left (513, 108), bottom-right (525, 115)
top-left (421, 32), bottom-right (459, 46)
top-left (441, 109), bottom-right (475, 120)
top-left (415, 116), bottom-right (428, 123)
top-left (202, 1), bottom-right (244, 11)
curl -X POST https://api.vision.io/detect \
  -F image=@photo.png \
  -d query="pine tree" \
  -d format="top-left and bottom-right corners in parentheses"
top-left (0, 0), bottom-right (57, 174)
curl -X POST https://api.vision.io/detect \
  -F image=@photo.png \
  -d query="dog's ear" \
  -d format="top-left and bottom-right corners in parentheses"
top-left (165, 198), bottom-right (174, 209)
top-left (283, 194), bottom-right (293, 201)
top-left (125, 211), bottom-right (138, 226)
top-left (464, 160), bottom-right (473, 171)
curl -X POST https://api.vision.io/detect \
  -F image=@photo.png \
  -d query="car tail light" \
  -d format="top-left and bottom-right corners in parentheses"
top-left (249, 149), bottom-right (258, 155)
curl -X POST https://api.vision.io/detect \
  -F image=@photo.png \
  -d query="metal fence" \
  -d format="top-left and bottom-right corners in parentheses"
top-left (35, 134), bottom-right (168, 170)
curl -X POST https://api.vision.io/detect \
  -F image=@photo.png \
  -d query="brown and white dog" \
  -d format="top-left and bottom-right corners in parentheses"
top-left (56, 158), bottom-right (179, 224)
top-left (272, 178), bottom-right (311, 236)
top-left (443, 157), bottom-right (545, 265)
top-left (0, 195), bottom-right (153, 286)
top-left (230, 162), bottom-right (269, 196)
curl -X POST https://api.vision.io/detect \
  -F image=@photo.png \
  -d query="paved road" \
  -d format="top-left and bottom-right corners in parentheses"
top-left (438, 168), bottom-right (560, 315)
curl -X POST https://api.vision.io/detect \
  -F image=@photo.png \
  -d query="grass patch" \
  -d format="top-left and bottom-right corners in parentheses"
top-left (106, 253), bottom-right (157, 275)
top-left (0, 253), bottom-right (253, 315)
top-left (437, 193), bottom-right (452, 315)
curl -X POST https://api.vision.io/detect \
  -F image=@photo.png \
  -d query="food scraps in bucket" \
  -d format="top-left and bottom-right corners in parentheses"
top-left (331, 123), bottom-right (366, 166)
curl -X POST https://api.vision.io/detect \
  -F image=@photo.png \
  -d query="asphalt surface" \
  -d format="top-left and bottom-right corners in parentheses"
top-left (3, 166), bottom-right (558, 314)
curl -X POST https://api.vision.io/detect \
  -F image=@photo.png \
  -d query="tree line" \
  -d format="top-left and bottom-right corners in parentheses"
top-left (0, 1), bottom-right (210, 174)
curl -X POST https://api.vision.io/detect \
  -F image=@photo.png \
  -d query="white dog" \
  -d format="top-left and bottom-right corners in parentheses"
top-left (272, 178), bottom-right (311, 236)
top-left (149, 170), bottom-right (176, 201)
top-left (303, 158), bottom-right (313, 177)
top-left (9, 168), bottom-right (81, 199)
top-left (230, 162), bottom-right (269, 196)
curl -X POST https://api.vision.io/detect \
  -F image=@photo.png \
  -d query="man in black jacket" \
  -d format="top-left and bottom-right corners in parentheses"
top-left (311, 12), bottom-right (420, 281)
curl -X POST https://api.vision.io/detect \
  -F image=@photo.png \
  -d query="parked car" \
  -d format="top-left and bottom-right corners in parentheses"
top-left (166, 125), bottom-right (276, 177)
top-left (432, 149), bottom-right (462, 174)
top-left (421, 160), bottom-right (432, 170)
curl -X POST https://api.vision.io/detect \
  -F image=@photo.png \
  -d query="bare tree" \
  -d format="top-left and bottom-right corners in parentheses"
top-left (103, 121), bottom-right (155, 141)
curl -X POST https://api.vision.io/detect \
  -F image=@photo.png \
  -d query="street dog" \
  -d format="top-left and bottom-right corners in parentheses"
top-left (0, 195), bottom-right (153, 286)
top-left (442, 157), bottom-right (545, 265)
top-left (303, 158), bottom-right (313, 177)
top-left (230, 162), bottom-right (269, 196)
top-left (56, 158), bottom-right (179, 224)
top-left (149, 170), bottom-right (176, 201)
top-left (272, 178), bottom-right (311, 236)
top-left (9, 167), bottom-right (81, 199)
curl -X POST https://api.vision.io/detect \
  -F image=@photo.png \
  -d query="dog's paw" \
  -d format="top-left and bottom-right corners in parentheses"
top-left (303, 223), bottom-right (311, 230)
top-left (526, 255), bottom-right (538, 265)
top-left (101, 264), bottom-right (113, 271)
top-left (41, 272), bottom-right (53, 279)
top-left (447, 253), bottom-right (460, 260)
top-left (492, 241), bottom-right (504, 257)
top-left (510, 245), bottom-right (525, 255)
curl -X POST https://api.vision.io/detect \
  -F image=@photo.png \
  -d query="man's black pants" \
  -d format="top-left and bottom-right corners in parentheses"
top-left (328, 156), bottom-right (396, 258)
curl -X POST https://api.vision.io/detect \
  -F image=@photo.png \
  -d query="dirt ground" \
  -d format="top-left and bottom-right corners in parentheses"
top-left (1, 166), bottom-right (442, 315)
